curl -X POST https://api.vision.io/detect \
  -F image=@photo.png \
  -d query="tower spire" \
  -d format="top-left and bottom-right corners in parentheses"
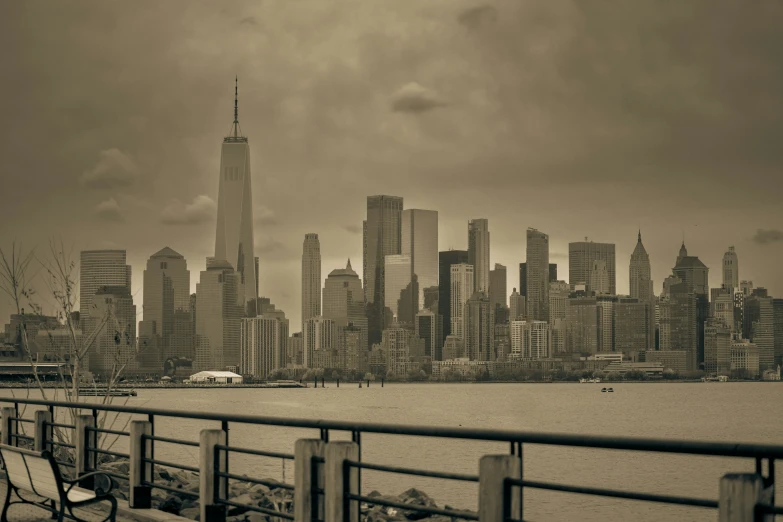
top-left (638, 229), bottom-right (642, 243)
top-left (233, 76), bottom-right (239, 138)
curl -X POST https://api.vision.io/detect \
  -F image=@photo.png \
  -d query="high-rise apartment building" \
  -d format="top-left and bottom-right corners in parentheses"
top-left (510, 321), bottom-right (551, 360)
top-left (195, 260), bottom-right (243, 371)
top-left (464, 291), bottom-right (494, 361)
top-left (450, 264), bottom-right (475, 340)
top-left (526, 229), bottom-right (550, 322)
top-left (548, 281), bottom-right (570, 322)
top-left (671, 243), bottom-right (710, 367)
top-left (569, 240), bottom-right (616, 295)
top-left (384, 254), bottom-right (413, 325)
top-left (520, 263), bottom-right (557, 298)
top-left (509, 289), bottom-right (525, 322)
top-left (614, 298), bottom-right (653, 353)
top-left (658, 281), bottom-right (699, 372)
top-left (704, 318), bottom-right (731, 376)
top-left (402, 209), bottom-right (438, 312)
top-left (214, 79), bottom-right (258, 312)
top-left (489, 263), bottom-right (507, 312)
top-left (303, 316), bottom-right (337, 368)
top-left (415, 308), bottom-right (443, 361)
top-left (240, 314), bottom-right (289, 378)
top-left (363, 195), bottom-right (403, 347)
top-left (301, 233), bottom-right (321, 332)
top-left (743, 290), bottom-right (775, 370)
top-left (468, 219), bottom-right (490, 294)
top-left (439, 250), bottom-right (469, 338)
top-left (722, 246), bottom-right (739, 292)
top-left (629, 231), bottom-right (654, 302)
top-left (89, 285), bottom-right (137, 377)
top-left (566, 296), bottom-right (599, 354)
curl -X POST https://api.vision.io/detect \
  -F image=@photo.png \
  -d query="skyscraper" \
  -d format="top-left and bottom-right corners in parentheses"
top-left (468, 219), bottom-right (490, 293)
top-left (139, 247), bottom-right (191, 371)
top-left (241, 313), bottom-right (289, 378)
top-left (402, 209), bottom-right (438, 312)
top-left (509, 288), bottom-right (526, 322)
top-left (303, 316), bottom-right (337, 368)
top-left (519, 263), bottom-right (527, 298)
top-left (450, 263), bottom-right (475, 340)
top-left (629, 231), bottom-right (654, 302)
top-left (89, 285), bottom-right (137, 377)
top-left (301, 234), bottom-right (321, 331)
top-left (526, 228), bottom-right (550, 322)
top-left (384, 254), bottom-right (413, 324)
top-left (590, 260), bottom-right (610, 295)
top-left (722, 246), bottom-right (739, 292)
top-left (489, 263), bottom-right (507, 312)
top-left (672, 242), bottom-right (710, 366)
top-left (214, 78), bottom-right (257, 312)
top-left (464, 291), bottom-right (494, 361)
top-left (549, 264), bottom-right (558, 283)
top-left (704, 318), bottom-right (731, 376)
top-left (415, 308), bottom-right (443, 361)
top-left (363, 195), bottom-right (403, 347)
top-left (439, 250), bottom-right (469, 338)
top-left (569, 240), bottom-right (616, 295)
top-left (743, 290), bottom-right (775, 370)
top-left (195, 260), bottom-right (243, 371)
top-left (323, 259), bottom-right (367, 351)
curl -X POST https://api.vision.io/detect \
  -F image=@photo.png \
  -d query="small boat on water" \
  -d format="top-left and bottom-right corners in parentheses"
top-left (601, 387), bottom-right (607, 392)
top-left (579, 378), bottom-right (602, 383)
top-left (607, 388), bottom-right (614, 393)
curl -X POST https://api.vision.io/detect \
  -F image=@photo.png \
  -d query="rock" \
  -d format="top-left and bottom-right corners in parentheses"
top-left (159, 496), bottom-right (183, 515)
top-left (247, 514), bottom-right (267, 522)
top-left (180, 507), bottom-right (200, 520)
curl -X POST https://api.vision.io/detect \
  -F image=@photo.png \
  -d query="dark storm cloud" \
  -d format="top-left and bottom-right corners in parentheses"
top-left (457, 5), bottom-right (497, 29)
top-left (391, 83), bottom-right (447, 113)
top-left (753, 229), bottom-right (783, 245)
top-left (160, 196), bottom-right (216, 225)
top-left (93, 198), bottom-right (124, 222)
top-left (80, 149), bottom-right (137, 189)
top-left (342, 225), bottom-right (362, 235)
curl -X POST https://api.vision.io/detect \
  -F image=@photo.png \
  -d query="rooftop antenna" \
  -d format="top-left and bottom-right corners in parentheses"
top-left (233, 76), bottom-right (239, 138)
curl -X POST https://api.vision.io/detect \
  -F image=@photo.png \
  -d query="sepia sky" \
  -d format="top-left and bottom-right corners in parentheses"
top-left (1, 0), bottom-right (782, 328)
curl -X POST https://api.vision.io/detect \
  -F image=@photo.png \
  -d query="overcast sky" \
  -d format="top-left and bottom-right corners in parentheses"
top-left (1, 0), bottom-right (782, 328)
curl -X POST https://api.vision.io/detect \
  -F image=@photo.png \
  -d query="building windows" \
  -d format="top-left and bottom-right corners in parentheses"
top-left (160, 262), bottom-right (168, 269)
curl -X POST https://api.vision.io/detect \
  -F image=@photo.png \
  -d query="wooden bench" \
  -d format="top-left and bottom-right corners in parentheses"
top-left (0, 444), bottom-right (117, 522)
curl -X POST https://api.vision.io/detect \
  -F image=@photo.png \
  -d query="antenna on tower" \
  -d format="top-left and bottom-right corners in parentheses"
top-left (234, 76), bottom-right (239, 138)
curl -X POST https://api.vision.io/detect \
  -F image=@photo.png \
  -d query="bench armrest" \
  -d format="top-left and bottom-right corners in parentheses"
top-left (64, 471), bottom-right (117, 496)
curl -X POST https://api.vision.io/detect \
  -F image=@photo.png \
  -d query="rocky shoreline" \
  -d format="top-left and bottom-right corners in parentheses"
top-left (100, 459), bottom-right (474, 522)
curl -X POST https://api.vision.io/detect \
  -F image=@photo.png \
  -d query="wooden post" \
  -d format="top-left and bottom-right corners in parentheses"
top-left (200, 428), bottom-right (227, 522)
top-left (74, 414), bottom-right (96, 488)
top-left (478, 455), bottom-right (522, 522)
top-left (294, 439), bottom-right (326, 522)
top-left (719, 473), bottom-right (773, 522)
top-left (0, 407), bottom-right (16, 446)
top-left (34, 410), bottom-right (52, 452)
top-left (129, 420), bottom-right (152, 509)
top-left (325, 441), bottom-right (359, 522)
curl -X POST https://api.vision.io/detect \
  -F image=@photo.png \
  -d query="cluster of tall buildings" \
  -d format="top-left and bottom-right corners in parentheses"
top-left (4, 82), bottom-right (782, 381)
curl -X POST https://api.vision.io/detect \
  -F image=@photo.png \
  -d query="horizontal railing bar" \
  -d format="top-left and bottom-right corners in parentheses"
top-left (95, 469), bottom-right (129, 482)
top-left (346, 459), bottom-right (479, 482)
top-left (216, 470), bottom-right (295, 491)
top-left (216, 498), bottom-right (294, 520)
top-left (757, 504), bottom-right (783, 515)
top-left (140, 480), bottom-right (199, 499)
top-left (51, 441), bottom-right (76, 449)
top-left (10, 434), bottom-right (34, 441)
top-left (507, 479), bottom-right (719, 509)
top-left (6, 397), bottom-right (782, 459)
top-left (142, 434), bottom-right (199, 448)
top-left (55, 460), bottom-right (75, 468)
top-left (143, 458), bottom-right (199, 473)
top-left (348, 494), bottom-right (479, 520)
top-left (10, 417), bottom-right (35, 424)
top-left (214, 444), bottom-right (294, 460)
top-left (89, 447), bottom-right (129, 459)
top-left (86, 427), bottom-right (129, 436)
top-left (45, 422), bottom-right (75, 429)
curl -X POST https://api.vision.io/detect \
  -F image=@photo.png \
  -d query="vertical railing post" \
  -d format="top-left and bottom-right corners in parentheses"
top-left (200, 428), bottom-right (227, 522)
top-left (479, 455), bottom-right (522, 522)
top-left (0, 407), bottom-right (16, 446)
top-left (34, 410), bottom-right (52, 452)
top-left (74, 414), bottom-right (96, 489)
top-left (719, 473), bottom-right (773, 522)
top-left (325, 441), bottom-right (359, 522)
top-left (129, 420), bottom-right (152, 509)
top-left (294, 439), bottom-right (325, 522)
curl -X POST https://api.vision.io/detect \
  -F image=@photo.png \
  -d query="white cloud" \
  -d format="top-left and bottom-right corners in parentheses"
top-left (80, 148), bottom-right (137, 189)
top-left (160, 195), bottom-right (216, 225)
top-left (255, 205), bottom-right (278, 226)
top-left (93, 198), bottom-right (123, 222)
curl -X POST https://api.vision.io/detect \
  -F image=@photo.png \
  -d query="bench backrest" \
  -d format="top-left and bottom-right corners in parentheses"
top-left (0, 444), bottom-right (63, 501)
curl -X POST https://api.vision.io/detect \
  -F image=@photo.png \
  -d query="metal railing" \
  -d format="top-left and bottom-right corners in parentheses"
top-left (0, 396), bottom-right (779, 522)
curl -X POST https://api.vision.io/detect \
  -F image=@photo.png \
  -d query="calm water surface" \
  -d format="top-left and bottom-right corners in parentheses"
top-left (3, 382), bottom-right (782, 521)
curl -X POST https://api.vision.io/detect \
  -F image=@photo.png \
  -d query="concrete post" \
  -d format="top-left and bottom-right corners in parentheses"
top-left (478, 455), bottom-right (522, 522)
top-left (0, 407), bottom-right (16, 446)
top-left (129, 420), bottom-right (152, 509)
top-left (294, 439), bottom-right (325, 522)
top-left (74, 414), bottom-right (95, 488)
top-left (200, 428), bottom-right (227, 522)
top-left (34, 410), bottom-right (52, 452)
top-left (719, 473), bottom-right (774, 522)
top-left (325, 441), bottom-right (359, 522)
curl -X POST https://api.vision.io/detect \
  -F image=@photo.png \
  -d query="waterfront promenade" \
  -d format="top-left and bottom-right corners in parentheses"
top-left (0, 396), bottom-right (781, 521)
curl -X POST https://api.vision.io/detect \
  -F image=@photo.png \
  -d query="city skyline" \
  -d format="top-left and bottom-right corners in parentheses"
top-left (1, 2), bottom-right (782, 330)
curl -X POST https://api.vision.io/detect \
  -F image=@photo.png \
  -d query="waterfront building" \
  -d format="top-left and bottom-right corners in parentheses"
top-left (450, 264), bottom-right (475, 340)
top-left (464, 292), bottom-right (494, 361)
top-left (363, 195), bottom-right (403, 347)
top-left (195, 260), bottom-right (243, 371)
top-left (188, 371), bottom-right (242, 384)
top-left (722, 246), bottom-right (739, 292)
top-left (671, 243), bottom-right (710, 367)
top-left (303, 316), bottom-right (336, 368)
top-left (494, 323), bottom-right (510, 361)
top-left (658, 280), bottom-right (699, 372)
top-left (415, 309), bottom-right (443, 361)
top-left (566, 296), bottom-right (599, 354)
top-left (549, 281), bottom-right (570, 322)
top-left (489, 263), bottom-right (507, 313)
top-left (645, 350), bottom-right (687, 374)
top-left (384, 254), bottom-right (414, 326)
top-left (301, 234), bottom-right (321, 332)
top-left (468, 219), bottom-right (490, 294)
top-left (439, 250), bottom-right (469, 338)
top-left (614, 298), bottom-right (653, 352)
top-left (774, 299), bottom-right (783, 368)
top-left (526, 228), bottom-right (550, 322)
top-left (442, 335), bottom-right (464, 360)
top-left (214, 79), bottom-right (258, 313)
top-left (743, 289), bottom-right (775, 370)
top-left (89, 285), bottom-right (137, 377)
top-left (382, 326), bottom-right (424, 377)
top-left (509, 289), bottom-right (526, 322)
top-left (335, 323), bottom-right (365, 372)
top-left (510, 320), bottom-right (551, 360)
top-left (402, 209), bottom-right (438, 312)
top-left (569, 240), bottom-right (616, 295)
top-left (731, 339), bottom-right (760, 378)
top-left (240, 313), bottom-right (289, 378)
top-left (704, 318), bottom-right (731, 375)
top-left (287, 332), bottom-right (303, 367)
